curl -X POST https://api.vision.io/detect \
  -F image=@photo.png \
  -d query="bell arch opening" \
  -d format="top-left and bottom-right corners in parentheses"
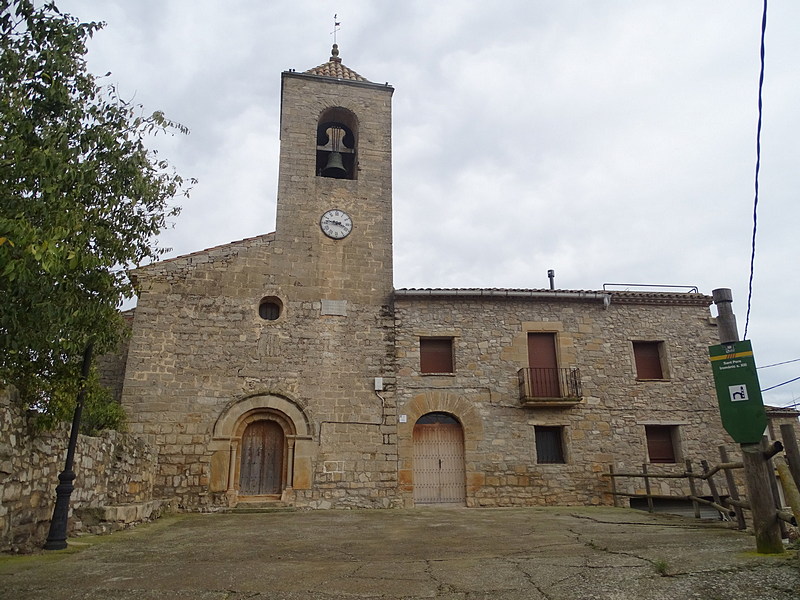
top-left (316, 107), bottom-right (358, 180)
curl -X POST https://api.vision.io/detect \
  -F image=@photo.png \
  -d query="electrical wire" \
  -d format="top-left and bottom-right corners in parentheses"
top-left (761, 376), bottom-right (800, 393)
top-left (743, 0), bottom-right (768, 340)
top-left (757, 357), bottom-right (800, 369)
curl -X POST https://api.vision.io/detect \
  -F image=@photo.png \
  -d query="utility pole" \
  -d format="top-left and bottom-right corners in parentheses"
top-left (711, 288), bottom-right (783, 554)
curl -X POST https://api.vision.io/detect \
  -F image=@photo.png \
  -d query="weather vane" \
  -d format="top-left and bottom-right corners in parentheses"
top-left (331, 14), bottom-right (341, 44)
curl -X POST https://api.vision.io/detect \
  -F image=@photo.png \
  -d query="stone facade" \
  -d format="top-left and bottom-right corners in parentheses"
top-left (122, 55), bottom-right (398, 509)
top-left (0, 386), bottom-right (164, 552)
top-left (95, 310), bottom-right (134, 404)
top-left (111, 48), bottom-right (798, 512)
top-left (394, 291), bottom-right (733, 507)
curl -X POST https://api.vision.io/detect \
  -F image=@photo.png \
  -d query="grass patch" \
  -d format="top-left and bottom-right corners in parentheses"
top-left (652, 558), bottom-right (670, 576)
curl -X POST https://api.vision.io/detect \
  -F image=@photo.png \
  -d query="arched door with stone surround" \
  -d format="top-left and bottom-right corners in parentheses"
top-left (239, 420), bottom-right (284, 495)
top-left (413, 412), bottom-right (466, 505)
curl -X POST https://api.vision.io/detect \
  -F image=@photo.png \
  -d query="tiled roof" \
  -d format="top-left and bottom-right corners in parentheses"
top-left (394, 288), bottom-right (712, 306)
top-left (305, 44), bottom-right (368, 82)
top-left (765, 404), bottom-right (800, 416)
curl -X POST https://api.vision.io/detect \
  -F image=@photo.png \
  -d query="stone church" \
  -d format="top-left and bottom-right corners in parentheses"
top-left (112, 46), bottom-right (739, 510)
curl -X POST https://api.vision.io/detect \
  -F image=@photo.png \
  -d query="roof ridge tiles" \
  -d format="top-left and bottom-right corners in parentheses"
top-left (304, 44), bottom-right (369, 82)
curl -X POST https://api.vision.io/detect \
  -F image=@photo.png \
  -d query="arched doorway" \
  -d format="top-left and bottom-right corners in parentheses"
top-left (239, 420), bottom-right (285, 495)
top-left (413, 412), bottom-right (466, 505)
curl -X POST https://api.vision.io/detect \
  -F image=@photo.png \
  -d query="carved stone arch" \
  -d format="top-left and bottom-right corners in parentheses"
top-left (399, 391), bottom-right (484, 444)
top-left (397, 391), bottom-right (485, 507)
top-left (208, 392), bottom-right (315, 506)
top-left (213, 392), bottom-right (312, 440)
top-left (232, 407), bottom-right (296, 441)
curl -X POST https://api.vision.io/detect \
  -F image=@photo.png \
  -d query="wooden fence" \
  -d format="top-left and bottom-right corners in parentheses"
top-left (605, 441), bottom-right (798, 531)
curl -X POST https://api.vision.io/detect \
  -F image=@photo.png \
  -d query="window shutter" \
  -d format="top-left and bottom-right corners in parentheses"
top-left (633, 341), bottom-right (664, 379)
top-left (646, 426), bottom-right (676, 463)
top-left (420, 338), bottom-right (454, 373)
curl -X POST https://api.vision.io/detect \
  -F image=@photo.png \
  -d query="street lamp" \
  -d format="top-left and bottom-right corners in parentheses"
top-left (43, 344), bottom-right (93, 550)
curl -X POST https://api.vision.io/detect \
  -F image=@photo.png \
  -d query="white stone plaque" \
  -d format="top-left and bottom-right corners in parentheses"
top-left (321, 299), bottom-right (347, 316)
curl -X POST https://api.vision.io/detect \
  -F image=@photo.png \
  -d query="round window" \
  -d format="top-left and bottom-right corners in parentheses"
top-left (258, 297), bottom-right (282, 320)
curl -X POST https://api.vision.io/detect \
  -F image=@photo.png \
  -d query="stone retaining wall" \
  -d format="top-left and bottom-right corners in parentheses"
top-left (0, 386), bottom-right (165, 553)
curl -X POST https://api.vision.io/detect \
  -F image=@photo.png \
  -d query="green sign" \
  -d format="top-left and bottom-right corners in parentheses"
top-left (708, 340), bottom-right (767, 444)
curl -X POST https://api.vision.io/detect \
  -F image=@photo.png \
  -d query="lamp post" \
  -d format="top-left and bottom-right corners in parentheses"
top-left (43, 343), bottom-right (93, 550)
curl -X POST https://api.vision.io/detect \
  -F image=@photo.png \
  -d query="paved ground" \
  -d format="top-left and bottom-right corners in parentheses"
top-left (0, 506), bottom-right (798, 599)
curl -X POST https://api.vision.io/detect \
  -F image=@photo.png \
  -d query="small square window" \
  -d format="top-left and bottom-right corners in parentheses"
top-left (535, 426), bottom-right (566, 464)
top-left (646, 425), bottom-right (679, 463)
top-left (420, 338), bottom-right (454, 374)
top-left (633, 341), bottom-right (665, 380)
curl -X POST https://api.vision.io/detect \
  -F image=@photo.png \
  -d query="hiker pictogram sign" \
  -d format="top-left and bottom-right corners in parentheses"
top-left (708, 340), bottom-right (767, 444)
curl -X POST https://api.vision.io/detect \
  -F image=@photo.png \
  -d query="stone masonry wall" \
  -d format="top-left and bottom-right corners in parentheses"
top-left (95, 309), bottom-right (134, 404)
top-left (126, 231), bottom-right (398, 509)
top-left (394, 293), bottom-right (740, 508)
top-left (122, 71), bottom-right (399, 510)
top-left (0, 386), bottom-right (162, 553)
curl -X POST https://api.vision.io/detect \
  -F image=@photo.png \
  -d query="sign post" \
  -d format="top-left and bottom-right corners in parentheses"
top-left (708, 340), bottom-right (767, 444)
top-left (710, 288), bottom-right (782, 555)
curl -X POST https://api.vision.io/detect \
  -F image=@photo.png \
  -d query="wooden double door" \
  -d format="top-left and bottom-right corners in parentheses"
top-left (412, 413), bottom-right (466, 505)
top-left (239, 420), bottom-right (285, 495)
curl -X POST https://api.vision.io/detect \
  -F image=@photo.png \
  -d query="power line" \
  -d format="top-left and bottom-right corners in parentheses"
top-left (757, 357), bottom-right (800, 369)
top-left (743, 0), bottom-right (768, 340)
top-left (761, 375), bottom-right (800, 393)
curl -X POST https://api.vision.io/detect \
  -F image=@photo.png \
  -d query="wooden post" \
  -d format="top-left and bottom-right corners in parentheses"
top-left (740, 442), bottom-right (784, 552)
top-left (712, 288), bottom-right (783, 554)
top-left (609, 464), bottom-right (619, 507)
top-left (685, 459), bottom-right (701, 518)
top-left (774, 456), bottom-right (800, 524)
top-left (763, 437), bottom-right (788, 539)
top-left (780, 424), bottom-right (800, 489)
top-left (643, 463), bottom-right (654, 513)
top-left (701, 459), bottom-right (726, 519)
top-left (719, 445), bottom-right (746, 529)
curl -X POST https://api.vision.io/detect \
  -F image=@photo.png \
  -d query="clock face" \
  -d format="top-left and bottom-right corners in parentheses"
top-left (320, 209), bottom-right (353, 239)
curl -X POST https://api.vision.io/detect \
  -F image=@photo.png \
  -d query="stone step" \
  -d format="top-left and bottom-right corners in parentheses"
top-left (224, 506), bottom-right (297, 514)
top-left (219, 506), bottom-right (297, 515)
top-left (221, 498), bottom-right (297, 514)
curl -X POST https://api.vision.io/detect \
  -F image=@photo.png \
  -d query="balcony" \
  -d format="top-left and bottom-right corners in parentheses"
top-left (517, 367), bottom-right (582, 407)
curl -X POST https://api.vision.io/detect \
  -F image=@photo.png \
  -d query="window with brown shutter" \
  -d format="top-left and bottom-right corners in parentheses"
top-left (645, 425), bottom-right (678, 463)
top-left (420, 338), bottom-right (454, 373)
top-left (633, 341), bottom-right (665, 380)
top-left (535, 426), bottom-right (566, 464)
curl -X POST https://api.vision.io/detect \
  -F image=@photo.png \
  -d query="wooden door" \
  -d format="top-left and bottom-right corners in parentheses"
top-left (413, 415), bottom-right (466, 505)
top-left (239, 420), bottom-right (284, 495)
top-left (527, 332), bottom-right (560, 397)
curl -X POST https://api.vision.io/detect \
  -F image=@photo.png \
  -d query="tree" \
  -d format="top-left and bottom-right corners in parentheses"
top-left (0, 0), bottom-right (192, 426)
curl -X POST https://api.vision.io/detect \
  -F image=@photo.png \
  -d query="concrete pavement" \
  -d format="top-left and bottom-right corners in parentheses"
top-left (0, 506), bottom-right (797, 599)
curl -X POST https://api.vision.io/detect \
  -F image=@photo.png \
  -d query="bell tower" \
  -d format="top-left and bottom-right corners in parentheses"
top-left (274, 45), bottom-right (394, 304)
top-left (265, 47), bottom-right (397, 507)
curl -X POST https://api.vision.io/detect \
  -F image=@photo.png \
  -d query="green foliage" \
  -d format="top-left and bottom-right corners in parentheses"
top-left (29, 365), bottom-right (126, 435)
top-left (0, 0), bottom-right (193, 427)
top-left (652, 558), bottom-right (670, 577)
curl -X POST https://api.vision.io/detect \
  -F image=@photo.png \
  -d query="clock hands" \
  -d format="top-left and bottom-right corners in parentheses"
top-left (320, 209), bottom-right (352, 239)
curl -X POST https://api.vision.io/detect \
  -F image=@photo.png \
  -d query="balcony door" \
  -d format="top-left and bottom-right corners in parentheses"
top-left (527, 333), bottom-right (560, 397)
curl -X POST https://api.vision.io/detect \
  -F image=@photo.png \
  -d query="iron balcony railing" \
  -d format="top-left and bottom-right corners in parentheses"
top-left (517, 367), bottom-right (582, 405)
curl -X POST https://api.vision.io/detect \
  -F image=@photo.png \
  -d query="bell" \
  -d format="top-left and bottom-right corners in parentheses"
top-left (322, 151), bottom-right (347, 178)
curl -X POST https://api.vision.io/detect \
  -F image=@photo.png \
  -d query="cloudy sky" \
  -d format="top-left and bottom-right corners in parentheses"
top-left (56, 0), bottom-right (799, 407)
